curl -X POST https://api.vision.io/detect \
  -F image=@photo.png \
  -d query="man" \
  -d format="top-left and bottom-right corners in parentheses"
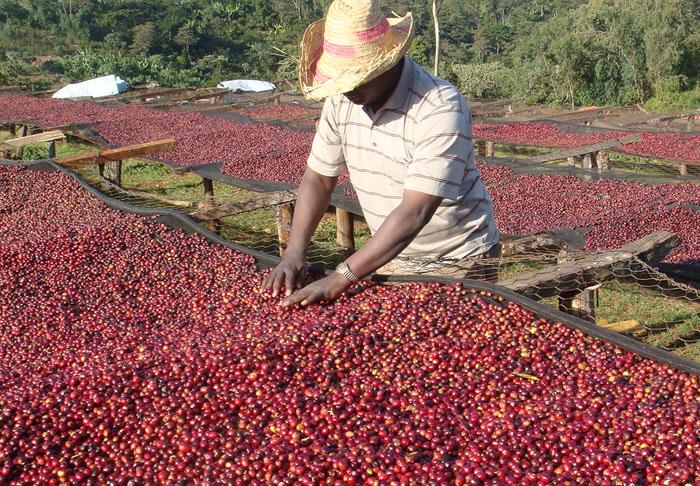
top-left (262, 0), bottom-right (499, 306)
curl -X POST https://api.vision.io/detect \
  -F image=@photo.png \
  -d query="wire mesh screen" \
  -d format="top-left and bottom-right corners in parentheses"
top-left (24, 155), bottom-right (695, 366)
top-left (76, 161), bottom-right (369, 272)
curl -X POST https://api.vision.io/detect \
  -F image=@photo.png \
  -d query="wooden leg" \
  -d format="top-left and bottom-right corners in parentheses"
top-left (103, 161), bottom-right (122, 187)
top-left (336, 208), bottom-right (355, 257)
top-left (201, 178), bottom-right (221, 234)
top-left (485, 141), bottom-right (495, 157)
top-left (582, 153), bottom-right (593, 169)
top-left (476, 141), bottom-right (486, 157)
top-left (48, 140), bottom-right (56, 159)
top-left (596, 150), bottom-right (610, 171)
top-left (277, 203), bottom-right (295, 256)
top-left (688, 115), bottom-right (696, 132)
top-left (15, 125), bottom-right (28, 160)
top-left (572, 286), bottom-right (598, 320)
top-left (557, 250), bottom-right (598, 320)
top-left (559, 287), bottom-right (597, 321)
top-left (679, 164), bottom-right (688, 176)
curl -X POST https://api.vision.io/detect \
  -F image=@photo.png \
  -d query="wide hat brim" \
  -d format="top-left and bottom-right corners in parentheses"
top-left (299, 13), bottom-right (414, 101)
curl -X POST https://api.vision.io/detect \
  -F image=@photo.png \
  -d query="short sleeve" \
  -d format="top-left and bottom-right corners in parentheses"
top-left (404, 96), bottom-right (473, 201)
top-left (307, 96), bottom-right (346, 177)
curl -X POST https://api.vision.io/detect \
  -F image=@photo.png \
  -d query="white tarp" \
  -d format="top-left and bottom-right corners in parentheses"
top-left (52, 75), bottom-right (129, 99)
top-left (217, 79), bottom-right (276, 93)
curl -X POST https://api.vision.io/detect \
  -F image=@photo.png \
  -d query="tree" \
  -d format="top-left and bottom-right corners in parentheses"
top-left (131, 22), bottom-right (156, 56)
top-left (643, 0), bottom-right (691, 91)
top-left (0, 1), bottom-right (28, 23)
top-left (174, 24), bottom-right (198, 62)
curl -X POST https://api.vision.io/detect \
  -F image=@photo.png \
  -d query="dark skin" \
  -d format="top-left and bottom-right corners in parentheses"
top-left (261, 57), bottom-right (443, 306)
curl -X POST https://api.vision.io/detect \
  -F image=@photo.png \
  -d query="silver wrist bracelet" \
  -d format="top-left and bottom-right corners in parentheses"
top-left (335, 262), bottom-right (360, 283)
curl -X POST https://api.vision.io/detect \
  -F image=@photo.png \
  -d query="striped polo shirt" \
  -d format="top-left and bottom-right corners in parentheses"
top-left (307, 57), bottom-right (499, 262)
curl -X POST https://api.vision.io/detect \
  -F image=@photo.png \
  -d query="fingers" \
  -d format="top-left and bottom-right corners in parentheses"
top-left (301, 292), bottom-right (323, 306)
top-left (297, 264), bottom-right (307, 289)
top-left (281, 288), bottom-right (311, 307)
top-left (261, 271), bottom-right (273, 290)
top-left (284, 271), bottom-right (296, 297)
top-left (271, 269), bottom-right (286, 298)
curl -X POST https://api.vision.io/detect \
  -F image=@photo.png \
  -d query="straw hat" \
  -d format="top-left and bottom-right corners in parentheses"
top-left (299, 0), bottom-right (414, 101)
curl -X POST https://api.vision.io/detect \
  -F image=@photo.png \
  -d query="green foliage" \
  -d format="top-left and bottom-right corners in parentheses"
top-left (130, 22), bottom-right (156, 56)
top-left (21, 144), bottom-right (48, 161)
top-left (644, 84), bottom-right (700, 112)
top-left (0, 0), bottom-right (696, 110)
top-left (451, 62), bottom-right (514, 99)
top-left (0, 60), bottom-right (26, 85)
top-left (408, 34), bottom-right (432, 71)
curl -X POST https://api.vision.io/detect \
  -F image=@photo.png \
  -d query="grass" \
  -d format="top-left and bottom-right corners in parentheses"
top-left (78, 158), bottom-right (373, 270)
top-left (4, 131), bottom-right (699, 361)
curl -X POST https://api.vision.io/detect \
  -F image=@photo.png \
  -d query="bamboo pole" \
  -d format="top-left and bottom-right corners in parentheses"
top-left (432, 0), bottom-right (441, 76)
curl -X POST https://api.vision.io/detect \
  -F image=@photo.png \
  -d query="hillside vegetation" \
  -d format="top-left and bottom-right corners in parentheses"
top-left (0, 0), bottom-right (698, 109)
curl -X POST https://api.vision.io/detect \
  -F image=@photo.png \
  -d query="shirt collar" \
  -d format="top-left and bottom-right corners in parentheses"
top-left (361, 57), bottom-right (414, 119)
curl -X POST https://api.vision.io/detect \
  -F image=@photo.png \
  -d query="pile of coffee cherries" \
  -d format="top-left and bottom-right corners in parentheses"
top-left (0, 165), bottom-right (698, 484)
top-left (1, 94), bottom-right (699, 264)
top-left (236, 104), bottom-right (321, 126)
top-left (0, 95), bottom-right (316, 185)
top-left (478, 164), bottom-right (700, 264)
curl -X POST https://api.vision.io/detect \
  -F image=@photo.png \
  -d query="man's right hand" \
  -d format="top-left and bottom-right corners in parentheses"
top-left (261, 251), bottom-right (308, 297)
top-left (259, 167), bottom-right (337, 298)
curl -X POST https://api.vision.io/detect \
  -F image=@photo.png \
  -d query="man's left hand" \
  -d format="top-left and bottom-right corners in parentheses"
top-left (281, 273), bottom-right (351, 307)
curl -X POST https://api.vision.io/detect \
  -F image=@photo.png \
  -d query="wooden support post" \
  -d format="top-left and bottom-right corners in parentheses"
top-left (582, 153), bottom-right (593, 169)
top-left (688, 115), bottom-right (696, 132)
top-left (277, 203), bottom-right (295, 256)
top-left (567, 156), bottom-right (577, 166)
top-left (485, 141), bottom-right (495, 157)
top-left (336, 208), bottom-right (355, 256)
top-left (679, 164), bottom-right (688, 176)
top-left (556, 249), bottom-right (599, 320)
top-left (558, 287), bottom-right (598, 321)
top-left (572, 285), bottom-right (599, 319)
top-left (103, 161), bottom-right (122, 187)
top-left (15, 125), bottom-right (28, 160)
top-left (201, 178), bottom-right (221, 234)
top-left (9, 124), bottom-right (17, 136)
top-left (555, 251), bottom-right (598, 321)
top-left (476, 141), bottom-right (486, 157)
top-left (596, 150), bottom-right (610, 171)
top-left (48, 140), bottom-right (56, 159)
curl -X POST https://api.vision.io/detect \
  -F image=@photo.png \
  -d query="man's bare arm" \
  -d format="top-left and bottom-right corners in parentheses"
top-left (345, 189), bottom-right (442, 277)
top-left (261, 167), bottom-right (337, 296)
top-left (282, 189), bottom-right (442, 306)
top-left (286, 168), bottom-right (337, 258)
